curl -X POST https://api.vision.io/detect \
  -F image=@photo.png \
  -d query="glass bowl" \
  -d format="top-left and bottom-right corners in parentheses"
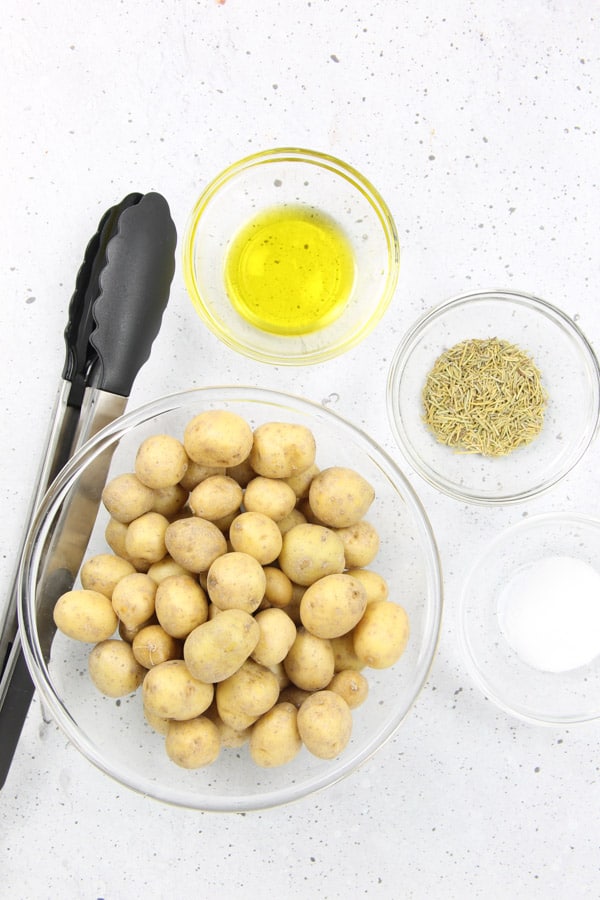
top-left (386, 289), bottom-right (600, 505)
top-left (19, 387), bottom-right (442, 811)
top-left (182, 148), bottom-right (400, 365)
top-left (459, 513), bottom-right (600, 725)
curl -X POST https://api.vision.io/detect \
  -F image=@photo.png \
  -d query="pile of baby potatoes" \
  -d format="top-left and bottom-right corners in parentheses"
top-left (53, 410), bottom-right (410, 770)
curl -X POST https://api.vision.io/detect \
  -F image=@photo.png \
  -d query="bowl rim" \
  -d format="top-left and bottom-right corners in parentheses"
top-left (18, 385), bottom-right (443, 811)
top-left (182, 147), bottom-right (401, 366)
top-left (386, 287), bottom-right (600, 505)
top-left (458, 510), bottom-right (600, 725)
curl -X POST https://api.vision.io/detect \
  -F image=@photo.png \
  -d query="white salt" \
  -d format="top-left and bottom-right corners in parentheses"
top-left (497, 556), bottom-right (600, 673)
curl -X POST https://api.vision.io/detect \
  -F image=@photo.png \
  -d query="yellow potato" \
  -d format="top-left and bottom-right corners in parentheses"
top-left (164, 516), bottom-right (227, 573)
top-left (189, 474), bottom-right (243, 521)
top-left (249, 422), bottom-right (316, 479)
top-left (104, 517), bottom-right (130, 559)
top-left (278, 523), bottom-right (345, 586)
top-left (101, 473), bottom-right (155, 524)
top-left (183, 409), bottom-right (253, 468)
top-left (226, 457), bottom-right (257, 488)
top-left (88, 639), bottom-right (145, 697)
top-left (204, 703), bottom-right (251, 748)
top-left (183, 608), bottom-right (260, 683)
top-left (206, 551), bottom-right (266, 614)
top-left (229, 511), bottom-right (282, 565)
top-left (308, 466), bottom-right (375, 528)
top-left (53, 589), bottom-right (118, 643)
top-left (277, 507), bottom-right (307, 536)
top-left (165, 716), bottom-right (220, 768)
top-left (278, 685), bottom-right (312, 709)
top-left (155, 573), bottom-right (209, 638)
top-left (297, 690), bottom-right (353, 759)
top-left (142, 659), bottom-right (214, 720)
top-left (143, 704), bottom-right (170, 734)
top-left (299, 573), bottom-right (367, 639)
top-left (216, 658), bottom-right (280, 719)
top-left (346, 568), bottom-right (389, 605)
top-left (335, 520), bottom-right (380, 568)
top-left (179, 460), bottom-right (226, 492)
top-left (243, 476), bottom-right (297, 522)
top-left (135, 433), bottom-right (189, 489)
top-left (283, 627), bottom-right (335, 691)
top-left (118, 614), bottom-right (157, 644)
top-left (249, 702), bottom-right (302, 768)
top-left (252, 607), bottom-right (298, 667)
top-left (111, 572), bottom-right (157, 630)
top-left (283, 462), bottom-right (320, 500)
top-left (132, 624), bottom-right (181, 668)
top-left (327, 669), bottom-right (369, 709)
top-left (80, 553), bottom-right (136, 599)
top-left (262, 566), bottom-right (294, 609)
top-left (330, 631), bottom-right (364, 672)
top-left (124, 511), bottom-right (169, 565)
top-left (151, 483), bottom-right (189, 518)
top-left (352, 600), bottom-right (410, 668)
top-left (147, 556), bottom-right (191, 585)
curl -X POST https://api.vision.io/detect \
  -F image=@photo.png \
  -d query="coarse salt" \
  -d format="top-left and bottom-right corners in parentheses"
top-left (497, 555), bottom-right (600, 673)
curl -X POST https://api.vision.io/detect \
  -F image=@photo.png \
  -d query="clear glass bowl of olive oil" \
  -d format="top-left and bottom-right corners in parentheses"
top-left (183, 148), bottom-right (400, 365)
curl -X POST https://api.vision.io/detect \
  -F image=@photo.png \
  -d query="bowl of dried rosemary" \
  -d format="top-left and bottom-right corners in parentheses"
top-left (386, 289), bottom-right (600, 504)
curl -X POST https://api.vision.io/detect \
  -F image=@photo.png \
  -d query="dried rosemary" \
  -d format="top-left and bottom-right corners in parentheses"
top-left (422, 337), bottom-right (547, 456)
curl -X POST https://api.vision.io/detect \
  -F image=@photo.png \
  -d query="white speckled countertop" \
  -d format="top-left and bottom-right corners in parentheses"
top-left (2, 2), bottom-right (600, 897)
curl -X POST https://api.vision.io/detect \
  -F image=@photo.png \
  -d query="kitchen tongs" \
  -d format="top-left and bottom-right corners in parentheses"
top-left (0, 192), bottom-right (177, 787)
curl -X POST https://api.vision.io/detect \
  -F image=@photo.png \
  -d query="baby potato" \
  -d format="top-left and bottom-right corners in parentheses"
top-left (346, 568), bottom-right (389, 605)
top-left (151, 483), bottom-right (189, 518)
top-left (249, 702), bottom-right (302, 768)
top-left (327, 669), bottom-right (369, 709)
top-left (297, 690), bottom-right (353, 759)
top-left (111, 572), bottom-right (157, 630)
top-left (147, 556), bottom-right (191, 585)
top-left (143, 659), bottom-right (214, 720)
top-left (53, 589), bottom-right (118, 643)
top-left (88, 639), bottom-right (145, 697)
top-left (277, 507), bottom-right (307, 536)
top-left (165, 716), bottom-right (220, 769)
top-left (243, 476), bottom-right (297, 522)
top-left (283, 462), bottom-right (320, 500)
top-left (278, 685), bottom-right (312, 709)
top-left (249, 422), bottom-right (316, 479)
top-left (104, 517), bottom-right (130, 559)
top-left (226, 456), bottom-right (257, 488)
top-left (278, 523), bottom-right (345, 587)
top-left (144, 704), bottom-right (170, 734)
top-left (80, 553), bottom-right (136, 598)
top-left (179, 460), bottom-right (226, 492)
top-left (330, 632), bottom-right (364, 672)
top-left (252, 608), bottom-right (298, 667)
top-left (300, 573), bottom-right (367, 639)
top-left (132, 624), bottom-right (181, 668)
top-left (183, 409), bottom-right (253, 468)
top-left (308, 466), bottom-right (375, 528)
top-left (204, 703), bottom-right (251, 748)
top-left (352, 600), bottom-right (410, 668)
top-left (118, 615), bottom-right (157, 644)
top-left (262, 566), bottom-right (294, 609)
top-left (183, 608), bottom-right (260, 683)
top-left (229, 511), bottom-right (282, 565)
top-left (189, 474), bottom-right (243, 521)
top-left (283, 627), bottom-right (335, 691)
top-left (206, 551), bottom-right (266, 614)
top-left (216, 658), bottom-right (280, 720)
top-left (336, 520), bottom-right (380, 568)
top-left (124, 511), bottom-right (169, 565)
top-left (155, 573), bottom-right (209, 638)
top-left (101, 473), bottom-right (155, 524)
top-left (164, 516), bottom-right (227, 573)
top-left (134, 433), bottom-right (189, 489)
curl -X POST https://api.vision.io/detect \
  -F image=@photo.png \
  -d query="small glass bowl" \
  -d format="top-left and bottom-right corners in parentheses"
top-left (183, 148), bottom-right (400, 365)
top-left (386, 289), bottom-right (600, 505)
top-left (459, 513), bottom-right (600, 725)
top-left (19, 387), bottom-right (442, 811)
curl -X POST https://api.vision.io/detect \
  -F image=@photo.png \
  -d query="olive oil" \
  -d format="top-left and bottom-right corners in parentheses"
top-left (224, 205), bottom-right (355, 335)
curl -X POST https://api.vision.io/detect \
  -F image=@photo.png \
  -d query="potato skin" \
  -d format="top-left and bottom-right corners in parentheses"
top-left (164, 516), bottom-right (227, 573)
top-left (183, 410), bottom-right (253, 468)
top-left (249, 702), bottom-right (302, 767)
top-left (183, 609), bottom-right (260, 683)
top-left (125, 511), bottom-right (169, 565)
top-left (53, 589), bottom-right (118, 643)
top-left (249, 422), bottom-right (316, 478)
top-left (299, 573), bottom-right (367, 639)
top-left (188, 474), bottom-right (243, 521)
top-left (335, 520), bottom-right (380, 568)
top-left (155, 574), bottom-right (209, 639)
top-left (80, 553), bottom-right (136, 599)
top-left (101, 473), bottom-right (155, 524)
top-left (308, 466), bottom-right (375, 528)
top-left (216, 659), bottom-right (280, 719)
top-left (142, 659), bottom-right (214, 720)
top-left (297, 690), bottom-right (353, 759)
top-left (243, 476), bottom-right (297, 522)
top-left (252, 608), bottom-right (297, 666)
top-left (135, 434), bottom-right (189, 489)
top-left (132, 624), bottom-right (181, 668)
top-left (346, 568), bottom-right (389, 605)
top-left (111, 572), bottom-right (157, 630)
top-left (229, 511), bottom-right (282, 565)
top-left (278, 523), bottom-right (345, 587)
top-left (206, 551), bottom-right (266, 614)
top-left (165, 716), bottom-right (220, 768)
top-left (88, 639), bottom-right (146, 697)
top-left (352, 600), bottom-right (410, 668)
top-left (327, 669), bottom-right (369, 709)
top-left (283, 627), bottom-right (335, 691)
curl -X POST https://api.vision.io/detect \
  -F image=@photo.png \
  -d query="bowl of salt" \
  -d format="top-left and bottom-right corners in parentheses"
top-left (459, 512), bottom-right (600, 724)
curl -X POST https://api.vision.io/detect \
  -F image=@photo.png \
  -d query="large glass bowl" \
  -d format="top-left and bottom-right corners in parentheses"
top-left (386, 289), bottom-right (600, 505)
top-left (18, 387), bottom-right (442, 811)
top-left (183, 148), bottom-right (400, 365)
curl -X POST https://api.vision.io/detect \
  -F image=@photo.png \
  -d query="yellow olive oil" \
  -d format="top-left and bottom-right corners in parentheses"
top-left (224, 205), bottom-right (355, 335)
